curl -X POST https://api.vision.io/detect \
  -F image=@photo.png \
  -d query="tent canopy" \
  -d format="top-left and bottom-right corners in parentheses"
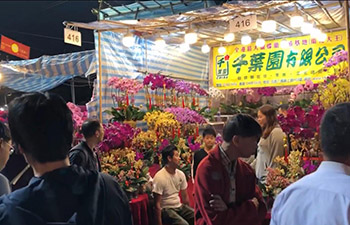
top-left (65, 1), bottom-right (345, 47)
top-left (0, 50), bottom-right (96, 92)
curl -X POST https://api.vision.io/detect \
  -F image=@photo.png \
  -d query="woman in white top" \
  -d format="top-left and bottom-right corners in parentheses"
top-left (255, 104), bottom-right (286, 181)
top-left (0, 121), bottom-right (12, 195)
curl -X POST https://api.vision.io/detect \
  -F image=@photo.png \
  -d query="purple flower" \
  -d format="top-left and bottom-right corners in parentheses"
top-left (97, 122), bottom-right (139, 153)
top-left (187, 136), bottom-right (201, 152)
top-left (135, 152), bottom-right (144, 161)
top-left (304, 79), bottom-right (315, 91)
top-left (293, 84), bottom-right (304, 95)
top-left (159, 139), bottom-right (170, 151)
top-left (164, 107), bottom-right (206, 124)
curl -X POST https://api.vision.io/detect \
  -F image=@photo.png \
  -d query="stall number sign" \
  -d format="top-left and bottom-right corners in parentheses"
top-left (64, 28), bottom-right (81, 46)
top-left (230, 15), bottom-right (257, 32)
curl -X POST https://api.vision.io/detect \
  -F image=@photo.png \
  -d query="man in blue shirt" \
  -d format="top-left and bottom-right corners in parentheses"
top-left (271, 103), bottom-right (350, 225)
top-left (0, 92), bottom-right (132, 225)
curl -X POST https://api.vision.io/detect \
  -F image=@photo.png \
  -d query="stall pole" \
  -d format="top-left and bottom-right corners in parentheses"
top-left (98, 31), bottom-right (103, 122)
top-left (345, 0), bottom-right (350, 79)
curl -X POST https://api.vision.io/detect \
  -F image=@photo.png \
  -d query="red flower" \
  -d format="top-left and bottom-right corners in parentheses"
top-left (224, 55), bottom-right (230, 60)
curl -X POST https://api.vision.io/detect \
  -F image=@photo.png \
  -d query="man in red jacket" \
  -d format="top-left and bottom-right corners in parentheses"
top-left (194, 114), bottom-right (267, 225)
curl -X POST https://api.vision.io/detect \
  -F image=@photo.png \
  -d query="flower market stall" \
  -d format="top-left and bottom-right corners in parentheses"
top-left (63, 0), bottom-right (350, 223)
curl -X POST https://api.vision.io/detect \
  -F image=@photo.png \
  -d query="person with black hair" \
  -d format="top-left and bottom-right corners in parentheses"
top-left (192, 126), bottom-right (216, 179)
top-left (271, 103), bottom-right (350, 225)
top-left (0, 92), bottom-right (132, 225)
top-left (153, 145), bottom-right (194, 225)
top-left (0, 121), bottom-right (13, 195)
top-left (194, 114), bottom-right (267, 225)
top-left (69, 118), bottom-right (103, 172)
top-left (278, 103), bottom-right (289, 117)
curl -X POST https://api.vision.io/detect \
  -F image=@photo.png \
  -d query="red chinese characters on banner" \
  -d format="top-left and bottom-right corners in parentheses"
top-left (0, 35), bottom-right (30, 59)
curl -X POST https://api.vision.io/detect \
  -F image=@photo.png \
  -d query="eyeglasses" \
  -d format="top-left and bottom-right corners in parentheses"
top-left (3, 141), bottom-right (14, 155)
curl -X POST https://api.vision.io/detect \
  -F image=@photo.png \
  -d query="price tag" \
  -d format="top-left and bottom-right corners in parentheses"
top-left (64, 28), bottom-right (81, 46)
top-left (229, 15), bottom-right (257, 32)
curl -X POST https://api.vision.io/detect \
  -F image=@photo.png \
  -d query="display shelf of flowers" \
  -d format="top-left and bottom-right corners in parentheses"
top-left (261, 50), bottom-right (349, 203)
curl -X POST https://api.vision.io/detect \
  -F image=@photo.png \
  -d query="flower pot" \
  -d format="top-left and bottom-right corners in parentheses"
top-left (124, 120), bottom-right (136, 128)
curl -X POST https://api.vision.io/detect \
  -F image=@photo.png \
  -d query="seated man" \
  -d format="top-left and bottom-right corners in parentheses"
top-left (69, 119), bottom-right (103, 171)
top-left (194, 114), bottom-right (267, 225)
top-left (0, 92), bottom-right (132, 225)
top-left (153, 145), bottom-right (194, 225)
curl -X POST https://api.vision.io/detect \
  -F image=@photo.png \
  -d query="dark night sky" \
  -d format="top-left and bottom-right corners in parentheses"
top-left (0, 1), bottom-right (134, 60)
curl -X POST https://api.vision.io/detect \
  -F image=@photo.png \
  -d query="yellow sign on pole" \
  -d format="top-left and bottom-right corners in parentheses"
top-left (212, 30), bottom-right (347, 89)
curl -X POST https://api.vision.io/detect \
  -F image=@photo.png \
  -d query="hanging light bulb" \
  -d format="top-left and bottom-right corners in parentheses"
top-left (241, 35), bottom-right (252, 45)
top-left (201, 41), bottom-right (210, 53)
top-left (262, 20), bottom-right (277, 33)
top-left (280, 39), bottom-right (289, 48)
top-left (155, 36), bottom-right (166, 48)
top-left (179, 43), bottom-right (190, 53)
top-left (290, 16), bottom-right (304, 28)
top-left (256, 36), bottom-right (265, 48)
top-left (184, 29), bottom-right (198, 44)
top-left (218, 43), bottom-right (226, 54)
top-left (310, 28), bottom-right (321, 39)
top-left (318, 32), bottom-right (327, 42)
top-left (301, 22), bottom-right (313, 34)
top-left (224, 32), bottom-right (235, 42)
top-left (122, 32), bottom-right (134, 47)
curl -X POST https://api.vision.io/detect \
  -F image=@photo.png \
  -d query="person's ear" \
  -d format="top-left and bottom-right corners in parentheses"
top-left (232, 135), bottom-right (239, 146)
top-left (17, 144), bottom-right (25, 154)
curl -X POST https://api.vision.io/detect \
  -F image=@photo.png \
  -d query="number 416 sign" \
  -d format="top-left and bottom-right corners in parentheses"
top-left (64, 28), bottom-right (82, 47)
top-left (229, 15), bottom-right (257, 33)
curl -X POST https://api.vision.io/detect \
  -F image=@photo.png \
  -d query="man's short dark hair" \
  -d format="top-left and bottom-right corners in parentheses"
top-left (202, 126), bottom-right (216, 138)
top-left (81, 119), bottom-right (101, 138)
top-left (8, 92), bottom-right (73, 163)
top-left (0, 122), bottom-right (10, 142)
top-left (222, 114), bottom-right (262, 142)
top-left (278, 104), bottom-right (289, 111)
top-left (321, 103), bottom-right (350, 159)
top-left (161, 144), bottom-right (177, 166)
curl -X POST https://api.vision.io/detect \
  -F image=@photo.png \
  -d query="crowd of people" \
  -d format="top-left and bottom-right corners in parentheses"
top-left (0, 92), bottom-right (349, 225)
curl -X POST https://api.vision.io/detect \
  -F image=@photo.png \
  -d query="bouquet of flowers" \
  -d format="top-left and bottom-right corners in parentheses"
top-left (313, 77), bottom-right (350, 109)
top-left (108, 77), bottom-right (143, 94)
top-left (98, 122), bottom-right (139, 153)
top-left (261, 151), bottom-right (304, 198)
top-left (100, 148), bottom-right (150, 198)
top-left (108, 77), bottom-right (143, 106)
top-left (278, 105), bottom-right (324, 157)
top-left (66, 102), bottom-right (88, 143)
top-left (132, 130), bottom-right (158, 166)
top-left (164, 107), bottom-right (206, 124)
top-left (144, 111), bottom-right (180, 139)
top-left (208, 87), bottom-right (224, 100)
top-left (257, 87), bottom-right (277, 96)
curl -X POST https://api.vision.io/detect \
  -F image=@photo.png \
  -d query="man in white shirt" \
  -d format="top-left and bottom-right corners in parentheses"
top-left (271, 102), bottom-right (350, 225)
top-left (153, 145), bottom-right (194, 225)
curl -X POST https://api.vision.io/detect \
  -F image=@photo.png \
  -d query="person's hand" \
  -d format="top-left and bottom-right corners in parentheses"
top-left (251, 197), bottom-right (259, 209)
top-left (209, 194), bottom-right (228, 212)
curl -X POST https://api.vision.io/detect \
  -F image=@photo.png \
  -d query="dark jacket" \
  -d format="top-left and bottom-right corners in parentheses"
top-left (192, 149), bottom-right (208, 179)
top-left (0, 165), bottom-right (132, 225)
top-left (194, 146), bottom-right (267, 225)
top-left (69, 141), bottom-right (101, 172)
